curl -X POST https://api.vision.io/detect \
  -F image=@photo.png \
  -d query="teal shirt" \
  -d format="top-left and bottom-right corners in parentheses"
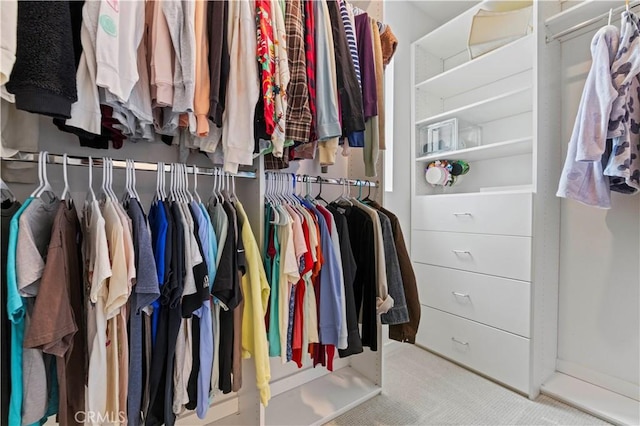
top-left (7, 198), bottom-right (32, 425)
top-left (199, 203), bottom-right (218, 291)
top-left (267, 222), bottom-right (281, 357)
top-left (7, 197), bottom-right (58, 425)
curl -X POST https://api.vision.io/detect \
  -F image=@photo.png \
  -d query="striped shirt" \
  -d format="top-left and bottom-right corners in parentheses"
top-left (340, 0), bottom-right (362, 89)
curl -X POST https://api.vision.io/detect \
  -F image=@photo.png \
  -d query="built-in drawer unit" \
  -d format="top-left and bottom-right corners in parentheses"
top-left (412, 192), bottom-right (532, 236)
top-left (412, 230), bottom-right (532, 281)
top-left (417, 307), bottom-right (530, 393)
top-left (415, 263), bottom-right (531, 337)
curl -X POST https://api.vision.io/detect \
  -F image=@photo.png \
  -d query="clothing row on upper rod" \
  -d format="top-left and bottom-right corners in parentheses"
top-left (1, 0), bottom-right (399, 179)
top-left (1, 151), bottom-right (270, 426)
top-left (260, 171), bottom-right (420, 372)
top-left (557, 4), bottom-right (640, 209)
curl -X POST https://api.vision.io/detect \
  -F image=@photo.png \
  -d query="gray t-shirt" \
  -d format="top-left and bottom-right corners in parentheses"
top-left (16, 196), bottom-right (60, 296)
top-left (16, 196), bottom-right (60, 425)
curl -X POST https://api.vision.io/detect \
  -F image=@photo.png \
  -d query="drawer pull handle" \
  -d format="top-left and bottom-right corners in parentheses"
top-left (452, 291), bottom-right (470, 299)
top-left (452, 250), bottom-right (471, 255)
top-left (451, 337), bottom-right (469, 346)
top-left (452, 212), bottom-right (472, 217)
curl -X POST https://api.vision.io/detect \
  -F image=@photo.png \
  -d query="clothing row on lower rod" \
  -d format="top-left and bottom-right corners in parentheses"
top-left (1, 156), bottom-right (266, 426)
top-left (262, 173), bottom-right (420, 371)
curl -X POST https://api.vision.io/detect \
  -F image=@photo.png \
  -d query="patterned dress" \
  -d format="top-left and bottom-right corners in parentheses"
top-left (605, 11), bottom-right (640, 192)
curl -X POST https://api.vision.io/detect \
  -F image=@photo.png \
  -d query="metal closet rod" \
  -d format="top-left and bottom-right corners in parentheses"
top-left (547, 0), bottom-right (640, 42)
top-left (266, 172), bottom-right (379, 187)
top-left (1, 151), bottom-right (257, 178)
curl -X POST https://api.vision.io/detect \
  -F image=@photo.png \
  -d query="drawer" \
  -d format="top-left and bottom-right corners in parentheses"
top-left (412, 192), bottom-right (532, 236)
top-left (417, 307), bottom-right (530, 393)
top-left (411, 230), bottom-right (531, 281)
top-left (415, 264), bottom-right (531, 337)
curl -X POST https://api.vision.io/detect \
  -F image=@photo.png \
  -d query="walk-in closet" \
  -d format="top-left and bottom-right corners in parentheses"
top-left (1, 1), bottom-right (638, 426)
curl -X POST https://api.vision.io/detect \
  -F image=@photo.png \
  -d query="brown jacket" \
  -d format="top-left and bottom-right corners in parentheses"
top-left (369, 201), bottom-right (421, 343)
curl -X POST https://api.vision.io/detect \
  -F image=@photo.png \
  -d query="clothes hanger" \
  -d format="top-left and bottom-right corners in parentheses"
top-left (154, 162), bottom-right (162, 203)
top-left (333, 178), bottom-right (352, 206)
top-left (122, 158), bottom-right (134, 203)
top-left (186, 165), bottom-right (194, 202)
top-left (169, 163), bottom-right (175, 202)
top-left (160, 162), bottom-right (167, 200)
top-left (314, 175), bottom-right (328, 205)
top-left (108, 158), bottom-right (118, 201)
top-left (286, 173), bottom-right (298, 205)
top-left (178, 164), bottom-right (185, 203)
top-left (86, 156), bottom-right (96, 203)
top-left (30, 152), bottom-right (45, 197)
top-left (131, 159), bottom-right (141, 200)
top-left (35, 152), bottom-right (57, 201)
top-left (193, 166), bottom-right (202, 204)
top-left (60, 153), bottom-right (71, 203)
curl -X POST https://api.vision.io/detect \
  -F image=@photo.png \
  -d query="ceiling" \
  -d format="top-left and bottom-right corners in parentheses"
top-left (407, 1), bottom-right (480, 25)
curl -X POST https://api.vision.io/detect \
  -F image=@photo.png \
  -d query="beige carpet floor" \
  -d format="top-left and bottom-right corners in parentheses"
top-left (326, 344), bottom-right (609, 426)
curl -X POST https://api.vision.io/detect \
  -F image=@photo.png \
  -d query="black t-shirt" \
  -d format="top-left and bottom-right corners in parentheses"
top-left (328, 206), bottom-right (363, 358)
top-left (342, 204), bottom-right (377, 351)
top-left (1, 200), bottom-right (20, 425)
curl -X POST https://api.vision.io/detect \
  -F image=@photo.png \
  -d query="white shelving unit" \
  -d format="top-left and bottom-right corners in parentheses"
top-left (416, 137), bottom-right (533, 163)
top-left (410, 0), bottom-right (563, 403)
top-left (415, 35), bottom-right (535, 98)
top-left (415, 87), bottom-right (533, 127)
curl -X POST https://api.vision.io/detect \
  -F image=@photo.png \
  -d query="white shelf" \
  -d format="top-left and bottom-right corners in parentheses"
top-left (416, 87), bottom-right (532, 127)
top-left (416, 137), bottom-right (533, 163)
top-left (413, 1), bottom-right (484, 58)
top-left (415, 35), bottom-right (534, 98)
top-left (545, 0), bottom-right (640, 41)
top-left (542, 372), bottom-right (640, 426)
top-left (265, 367), bottom-right (381, 426)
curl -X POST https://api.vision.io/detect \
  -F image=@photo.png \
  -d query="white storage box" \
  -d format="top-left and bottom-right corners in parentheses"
top-left (468, 5), bottom-right (533, 59)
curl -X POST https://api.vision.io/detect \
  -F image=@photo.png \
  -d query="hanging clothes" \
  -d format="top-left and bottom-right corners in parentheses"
top-left (604, 11), bottom-right (640, 192)
top-left (557, 25), bottom-right (620, 208)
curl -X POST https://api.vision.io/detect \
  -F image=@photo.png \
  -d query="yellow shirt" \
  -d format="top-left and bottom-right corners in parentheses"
top-left (235, 201), bottom-right (271, 406)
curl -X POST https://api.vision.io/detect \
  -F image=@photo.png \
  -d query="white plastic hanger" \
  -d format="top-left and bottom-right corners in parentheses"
top-left (193, 166), bottom-right (202, 204)
top-left (154, 162), bottom-right (162, 203)
top-left (30, 152), bottom-right (45, 197)
top-left (87, 156), bottom-right (96, 203)
top-left (132, 159), bottom-right (141, 200)
top-left (608, 8), bottom-right (613, 25)
top-left (161, 162), bottom-right (167, 200)
top-left (334, 178), bottom-right (353, 206)
top-left (35, 152), bottom-right (56, 200)
top-left (61, 153), bottom-right (71, 201)
top-left (105, 158), bottom-right (114, 200)
top-left (169, 163), bottom-right (176, 202)
top-left (108, 158), bottom-right (118, 201)
top-left (184, 164), bottom-right (194, 203)
top-left (179, 164), bottom-right (188, 202)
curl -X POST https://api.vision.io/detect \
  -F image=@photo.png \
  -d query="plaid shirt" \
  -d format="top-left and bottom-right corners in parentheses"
top-left (284, 0), bottom-right (312, 143)
top-left (264, 148), bottom-right (291, 170)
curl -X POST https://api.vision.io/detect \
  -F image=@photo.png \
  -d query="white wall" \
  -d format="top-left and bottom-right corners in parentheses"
top-left (558, 30), bottom-right (640, 399)
top-left (383, 2), bottom-right (438, 250)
